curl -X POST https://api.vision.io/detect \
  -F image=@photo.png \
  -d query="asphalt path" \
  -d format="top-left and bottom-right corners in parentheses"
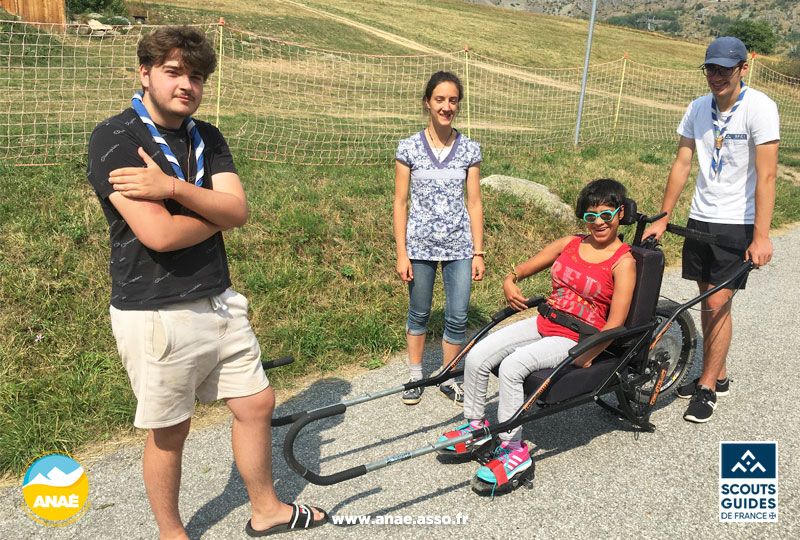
top-left (2, 226), bottom-right (799, 540)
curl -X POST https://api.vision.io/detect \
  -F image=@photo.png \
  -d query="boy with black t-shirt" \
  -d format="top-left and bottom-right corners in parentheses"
top-left (87, 26), bottom-right (327, 538)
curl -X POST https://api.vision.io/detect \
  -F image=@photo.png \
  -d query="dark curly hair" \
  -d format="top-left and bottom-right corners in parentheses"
top-left (575, 178), bottom-right (627, 219)
top-left (137, 26), bottom-right (217, 81)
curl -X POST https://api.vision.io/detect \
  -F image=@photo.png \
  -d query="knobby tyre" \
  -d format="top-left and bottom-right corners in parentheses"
top-left (634, 299), bottom-right (698, 403)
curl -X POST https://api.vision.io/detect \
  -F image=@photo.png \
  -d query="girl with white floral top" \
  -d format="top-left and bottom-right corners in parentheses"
top-left (393, 71), bottom-right (484, 406)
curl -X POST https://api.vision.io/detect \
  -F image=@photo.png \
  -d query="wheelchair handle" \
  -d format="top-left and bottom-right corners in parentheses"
top-left (272, 300), bottom-right (534, 427)
top-left (665, 223), bottom-right (749, 250)
top-left (639, 211), bottom-right (667, 224)
top-left (272, 410), bottom-right (309, 428)
top-left (283, 404), bottom-right (369, 485)
top-left (261, 356), bottom-right (294, 370)
top-left (283, 401), bottom-right (490, 485)
top-left (632, 211), bottom-right (667, 246)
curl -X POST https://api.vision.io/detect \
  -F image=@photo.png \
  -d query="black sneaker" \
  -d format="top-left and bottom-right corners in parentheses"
top-left (439, 381), bottom-right (464, 406)
top-left (402, 379), bottom-right (424, 405)
top-left (683, 386), bottom-right (717, 423)
top-left (677, 377), bottom-right (730, 399)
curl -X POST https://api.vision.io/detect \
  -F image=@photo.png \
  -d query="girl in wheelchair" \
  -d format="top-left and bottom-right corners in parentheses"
top-left (438, 178), bottom-right (637, 489)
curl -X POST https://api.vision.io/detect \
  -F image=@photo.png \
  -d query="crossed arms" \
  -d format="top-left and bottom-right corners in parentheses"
top-left (107, 147), bottom-right (247, 252)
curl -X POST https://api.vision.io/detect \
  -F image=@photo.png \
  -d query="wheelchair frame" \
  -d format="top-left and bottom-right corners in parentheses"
top-left (276, 204), bottom-right (753, 488)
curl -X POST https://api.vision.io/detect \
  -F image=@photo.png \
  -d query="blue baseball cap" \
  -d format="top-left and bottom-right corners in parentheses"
top-left (704, 36), bottom-right (748, 67)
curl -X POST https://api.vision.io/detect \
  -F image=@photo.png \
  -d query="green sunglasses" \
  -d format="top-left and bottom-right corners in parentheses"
top-left (582, 206), bottom-right (621, 224)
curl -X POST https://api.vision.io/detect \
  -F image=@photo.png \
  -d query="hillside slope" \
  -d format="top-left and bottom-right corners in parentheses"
top-left (467, 0), bottom-right (799, 50)
top-left (144, 0), bottom-right (708, 68)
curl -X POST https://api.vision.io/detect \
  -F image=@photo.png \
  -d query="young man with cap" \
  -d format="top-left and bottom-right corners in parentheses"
top-left (643, 36), bottom-right (779, 423)
top-left (86, 26), bottom-right (327, 538)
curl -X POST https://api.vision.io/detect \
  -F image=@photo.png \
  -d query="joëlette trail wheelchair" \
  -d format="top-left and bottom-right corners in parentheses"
top-left (273, 199), bottom-right (753, 494)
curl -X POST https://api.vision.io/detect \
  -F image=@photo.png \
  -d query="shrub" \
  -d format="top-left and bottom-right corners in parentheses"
top-left (724, 19), bottom-right (778, 55)
top-left (67, 1), bottom-right (127, 16)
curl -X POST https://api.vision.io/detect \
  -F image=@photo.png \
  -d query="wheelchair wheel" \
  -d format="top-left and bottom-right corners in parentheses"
top-left (634, 299), bottom-right (697, 403)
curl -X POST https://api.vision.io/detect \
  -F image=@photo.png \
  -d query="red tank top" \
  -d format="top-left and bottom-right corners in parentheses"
top-left (537, 235), bottom-right (631, 341)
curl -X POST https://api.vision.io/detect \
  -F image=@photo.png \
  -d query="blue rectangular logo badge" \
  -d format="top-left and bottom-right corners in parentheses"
top-left (720, 442), bottom-right (777, 479)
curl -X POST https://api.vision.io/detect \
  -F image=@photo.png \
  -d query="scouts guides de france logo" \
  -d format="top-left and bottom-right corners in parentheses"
top-left (719, 442), bottom-right (778, 522)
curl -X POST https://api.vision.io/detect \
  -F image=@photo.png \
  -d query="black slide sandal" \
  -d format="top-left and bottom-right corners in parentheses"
top-left (245, 504), bottom-right (328, 537)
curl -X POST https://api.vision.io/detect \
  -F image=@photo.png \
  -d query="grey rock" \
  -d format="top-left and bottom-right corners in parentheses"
top-left (88, 19), bottom-right (113, 34)
top-left (480, 174), bottom-right (574, 221)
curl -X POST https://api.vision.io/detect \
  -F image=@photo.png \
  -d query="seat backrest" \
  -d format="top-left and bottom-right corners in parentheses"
top-left (624, 246), bottom-right (664, 329)
top-left (605, 245), bottom-right (664, 367)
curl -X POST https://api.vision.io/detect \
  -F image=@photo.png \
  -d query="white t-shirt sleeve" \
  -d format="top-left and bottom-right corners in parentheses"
top-left (677, 98), bottom-right (701, 139)
top-left (748, 93), bottom-right (780, 145)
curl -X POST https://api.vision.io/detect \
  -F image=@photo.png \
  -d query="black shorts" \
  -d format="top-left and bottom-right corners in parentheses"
top-left (681, 219), bottom-right (753, 290)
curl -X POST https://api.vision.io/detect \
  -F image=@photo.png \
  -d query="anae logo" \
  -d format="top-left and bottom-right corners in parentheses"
top-left (21, 454), bottom-right (90, 526)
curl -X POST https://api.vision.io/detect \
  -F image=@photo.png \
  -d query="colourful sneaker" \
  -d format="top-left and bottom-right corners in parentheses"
top-left (475, 441), bottom-right (532, 486)
top-left (437, 420), bottom-right (490, 455)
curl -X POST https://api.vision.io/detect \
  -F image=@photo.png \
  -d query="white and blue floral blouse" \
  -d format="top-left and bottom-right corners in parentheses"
top-left (395, 130), bottom-right (482, 261)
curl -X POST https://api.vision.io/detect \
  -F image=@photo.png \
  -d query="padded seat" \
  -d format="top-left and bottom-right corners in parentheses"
top-left (522, 353), bottom-right (618, 404)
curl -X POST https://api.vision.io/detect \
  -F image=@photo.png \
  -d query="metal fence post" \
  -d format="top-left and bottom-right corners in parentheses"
top-left (573, 0), bottom-right (598, 147)
top-left (612, 53), bottom-right (628, 144)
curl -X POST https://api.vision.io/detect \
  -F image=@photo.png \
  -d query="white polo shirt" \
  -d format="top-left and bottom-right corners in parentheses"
top-left (677, 87), bottom-right (780, 224)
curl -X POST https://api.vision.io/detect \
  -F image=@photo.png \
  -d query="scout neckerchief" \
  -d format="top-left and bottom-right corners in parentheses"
top-left (131, 92), bottom-right (205, 186)
top-left (710, 81), bottom-right (746, 179)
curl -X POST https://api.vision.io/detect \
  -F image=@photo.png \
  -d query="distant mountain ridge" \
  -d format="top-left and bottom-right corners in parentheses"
top-left (465, 0), bottom-right (799, 51)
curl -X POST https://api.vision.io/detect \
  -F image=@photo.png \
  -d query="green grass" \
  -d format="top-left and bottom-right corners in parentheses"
top-left (779, 147), bottom-right (800, 169)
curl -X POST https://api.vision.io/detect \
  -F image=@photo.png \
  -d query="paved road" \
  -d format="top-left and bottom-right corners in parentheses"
top-left (3, 227), bottom-right (798, 540)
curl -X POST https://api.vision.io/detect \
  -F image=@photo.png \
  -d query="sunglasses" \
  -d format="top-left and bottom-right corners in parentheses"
top-left (700, 64), bottom-right (741, 78)
top-left (583, 206), bottom-right (621, 224)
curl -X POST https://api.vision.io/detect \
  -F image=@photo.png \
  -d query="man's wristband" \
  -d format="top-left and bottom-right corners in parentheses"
top-left (473, 250), bottom-right (485, 258)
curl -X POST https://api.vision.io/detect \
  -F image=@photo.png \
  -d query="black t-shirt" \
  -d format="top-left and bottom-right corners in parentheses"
top-left (87, 108), bottom-right (238, 310)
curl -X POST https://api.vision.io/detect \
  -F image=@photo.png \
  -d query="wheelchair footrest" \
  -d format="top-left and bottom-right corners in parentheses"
top-left (471, 463), bottom-right (535, 496)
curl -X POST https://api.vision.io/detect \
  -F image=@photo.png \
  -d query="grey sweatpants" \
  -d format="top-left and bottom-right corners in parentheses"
top-left (463, 315), bottom-right (575, 441)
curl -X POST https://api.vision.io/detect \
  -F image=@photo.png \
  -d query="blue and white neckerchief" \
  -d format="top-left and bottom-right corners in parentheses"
top-left (710, 81), bottom-right (746, 179)
top-left (131, 92), bottom-right (205, 186)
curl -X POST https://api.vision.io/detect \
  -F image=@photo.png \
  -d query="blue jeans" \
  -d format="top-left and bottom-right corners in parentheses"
top-left (406, 258), bottom-right (472, 345)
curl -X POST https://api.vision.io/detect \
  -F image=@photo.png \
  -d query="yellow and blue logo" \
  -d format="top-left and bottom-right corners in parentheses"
top-left (21, 454), bottom-right (90, 526)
